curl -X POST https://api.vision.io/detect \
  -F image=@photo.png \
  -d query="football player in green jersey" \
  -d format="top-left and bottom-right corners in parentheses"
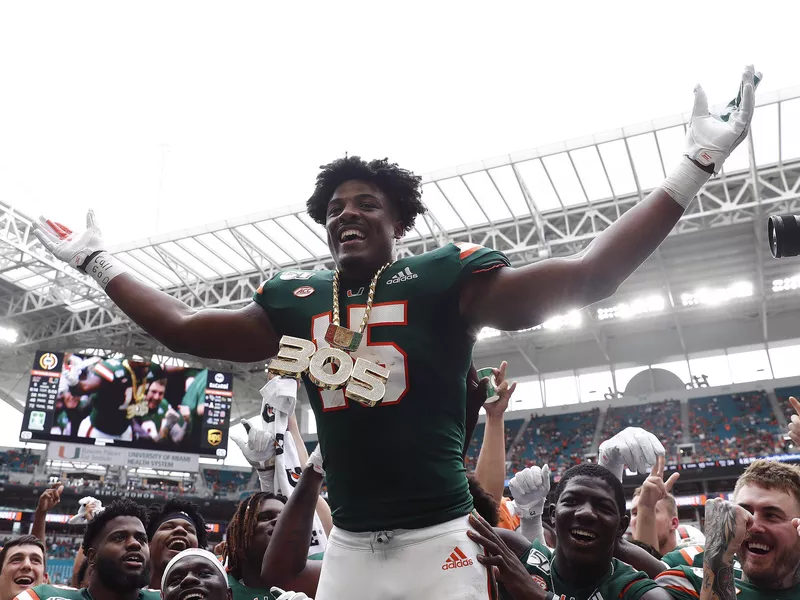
top-left (655, 460), bottom-right (800, 600)
top-left (36, 69), bottom-right (758, 599)
top-left (0, 536), bottom-right (46, 600)
top-left (223, 492), bottom-right (290, 600)
top-left (146, 500), bottom-right (207, 590)
top-left (13, 499), bottom-right (159, 600)
top-left (133, 379), bottom-right (170, 441)
top-left (468, 463), bottom-right (673, 600)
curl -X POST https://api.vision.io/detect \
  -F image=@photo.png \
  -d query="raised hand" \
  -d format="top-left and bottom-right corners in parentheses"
top-left (509, 464), bottom-right (550, 519)
top-left (686, 66), bottom-right (759, 174)
top-left (598, 427), bottom-right (665, 481)
top-left (36, 482), bottom-right (64, 513)
top-left (787, 397), bottom-right (800, 447)
top-left (467, 511), bottom-right (547, 600)
top-left (702, 498), bottom-right (752, 600)
top-left (483, 361), bottom-right (517, 417)
top-left (230, 417), bottom-right (277, 492)
top-left (34, 211), bottom-right (105, 272)
top-left (638, 456), bottom-right (680, 511)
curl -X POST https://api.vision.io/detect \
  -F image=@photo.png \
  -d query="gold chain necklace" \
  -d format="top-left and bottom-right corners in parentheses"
top-left (325, 262), bottom-right (392, 351)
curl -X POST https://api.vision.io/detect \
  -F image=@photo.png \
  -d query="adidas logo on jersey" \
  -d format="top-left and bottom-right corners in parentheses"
top-left (441, 546), bottom-right (473, 570)
top-left (387, 266), bottom-right (418, 285)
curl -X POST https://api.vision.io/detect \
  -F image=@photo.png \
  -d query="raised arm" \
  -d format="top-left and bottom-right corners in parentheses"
top-left (261, 462), bottom-right (324, 596)
top-left (462, 68), bottom-right (757, 330)
top-left (634, 457), bottom-right (680, 551)
top-left (474, 361), bottom-right (516, 501)
top-left (34, 213), bottom-right (279, 362)
top-left (32, 482), bottom-right (63, 545)
top-left (701, 499), bottom-right (752, 600)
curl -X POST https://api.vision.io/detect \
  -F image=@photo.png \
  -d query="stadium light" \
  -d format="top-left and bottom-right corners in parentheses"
top-left (596, 295), bottom-right (665, 321)
top-left (476, 327), bottom-right (502, 340)
top-left (681, 281), bottom-right (753, 307)
top-left (773, 275), bottom-right (800, 293)
top-left (0, 326), bottom-right (18, 344)
top-left (542, 310), bottom-right (582, 331)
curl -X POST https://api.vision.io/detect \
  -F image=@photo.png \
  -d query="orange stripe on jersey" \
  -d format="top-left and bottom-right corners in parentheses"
top-left (497, 498), bottom-right (521, 531)
top-left (94, 363), bottom-right (115, 382)
top-left (661, 585), bottom-right (699, 598)
top-left (17, 590), bottom-right (41, 600)
top-left (619, 577), bottom-right (645, 597)
top-left (658, 569), bottom-right (692, 578)
top-left (455, 242), bottom-right (482, 260)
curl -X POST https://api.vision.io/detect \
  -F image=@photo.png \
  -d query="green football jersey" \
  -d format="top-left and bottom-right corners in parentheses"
top-left (661, 545), bottom-right (743, 578)
top-left (505, 540), bottom-right (659, 600)
top-left (656, 564), bottom-right (800, 600)
top-left (226, 574), bottom-right (283, 600)
top-left (136, 398), bottom-right (171, 439)
top-left (89, 359), bottom-right (150, 435)
top-left (16, 584), bottom-right (160, 600)
top-left (254, 243), bottom-right (509, 531)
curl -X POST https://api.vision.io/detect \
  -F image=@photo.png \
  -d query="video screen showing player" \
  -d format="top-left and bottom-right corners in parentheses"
top-left (21, 350), bottom-right (233, 456)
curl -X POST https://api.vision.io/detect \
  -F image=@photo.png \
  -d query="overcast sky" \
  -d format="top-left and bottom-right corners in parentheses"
top-left (1, 1), bottom-right (797, 246)
top-left (1, 1), bottom-right (798, 463)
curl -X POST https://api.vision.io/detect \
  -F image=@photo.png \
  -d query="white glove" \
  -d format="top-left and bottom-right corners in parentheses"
top-left (260, 376), bottom-right (298, 416)
top-left (270, 588), bottom-right (310, 600)
top-left (163, 406), bottom-right (181, 430)
top-left (306, 444), bottom-right (324, 476)
top-left (685, 66), bottom-right (758, 174)
top-left (229, 417), bottom-right (276, 493)
top-left (168, 421), bottom-right (188, 444)
top-left (509, 464), bottom-right (550, 518)
top-left (69, 496), bottom-right (104, 525)
top-left (34, 211), bottom-right (106, 271)
top-left (598, 427), bottom-right (665, 481)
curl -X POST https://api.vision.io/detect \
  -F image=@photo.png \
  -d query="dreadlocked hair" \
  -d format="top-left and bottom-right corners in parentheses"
top-left (83, 498), bottom-right (149, 552)
top-left (306, 156), bottom-right (426, 233)
top-left (223, 491), bottom-right (287, 579)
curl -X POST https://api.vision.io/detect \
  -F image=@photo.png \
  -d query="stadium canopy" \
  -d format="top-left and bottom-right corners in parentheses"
top-left (1, 86), bottom-right (800, 418)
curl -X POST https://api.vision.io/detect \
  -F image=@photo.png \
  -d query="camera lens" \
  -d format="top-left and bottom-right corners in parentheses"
top-left (768, 214), bottom-right (800, 258)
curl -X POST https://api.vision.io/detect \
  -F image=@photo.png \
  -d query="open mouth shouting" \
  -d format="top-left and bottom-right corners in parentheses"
top-left (569, 528), bottom-right (598, 546)
top-left (338, 227), bottom-right (367, 248)
top-left (743, 539), bottom-right (772, 556)
top-left (178, 590), bottom-right (207, 600)
top-left (13, 576), bottom-right (35, 588)
top-left (167, 537), bottom-right (190, 553)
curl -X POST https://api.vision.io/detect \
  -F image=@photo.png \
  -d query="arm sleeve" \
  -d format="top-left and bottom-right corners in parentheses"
top-left (456, 243), bottom-right (511, 278)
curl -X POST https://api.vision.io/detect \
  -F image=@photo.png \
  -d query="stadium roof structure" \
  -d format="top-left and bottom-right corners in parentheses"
top-left (2, 86), bottom-right (800, 419)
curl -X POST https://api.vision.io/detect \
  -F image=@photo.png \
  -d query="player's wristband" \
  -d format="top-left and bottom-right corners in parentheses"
top-left (81, 251), bottom-right (127, 289)
top-left (661, 157), bottom-right (711, 210)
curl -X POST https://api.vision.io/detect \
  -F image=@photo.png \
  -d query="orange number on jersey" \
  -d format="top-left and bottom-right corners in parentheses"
top-left (311, 302), bottom-right (409, 411)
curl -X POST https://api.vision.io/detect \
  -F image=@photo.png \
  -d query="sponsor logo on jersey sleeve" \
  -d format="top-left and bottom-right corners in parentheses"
top-left (525, 548), bottom-right (551, 573)
top-left (441, 546), bottom-right (473, 570)
top-left (280, 271), bottom-right (314, 280)
top-left (293, 286), bottom-right (315, 298)
top-left (386, 266), bottom-right (418, 285)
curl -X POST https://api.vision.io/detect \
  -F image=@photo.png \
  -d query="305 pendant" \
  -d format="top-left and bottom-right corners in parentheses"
top-left (325, 323), bottom-right (362, 352)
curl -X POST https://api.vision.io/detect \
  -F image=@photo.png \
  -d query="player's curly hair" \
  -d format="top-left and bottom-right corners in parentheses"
top-left (467, 474), bottom-right (500, 527)
top-left (554, 464), bottom-right (626, 519)
top-left (147, 499), bottom-right (208, 548)
top-left (83, 498), bottom-right (149, 552)
top-left (223, 491), bottom-right (287, 579)
top-left (306, 156), bottom-right (426, 233)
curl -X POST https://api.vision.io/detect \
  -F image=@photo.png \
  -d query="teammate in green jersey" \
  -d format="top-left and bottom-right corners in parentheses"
top-left (161, 548), bottom-right (307, 600)
top-left (13, 499), bottom-right (159, 600)
top-left (468, 463), bottom-right (673, 600)
top-left (133, 380), bottom-right (170, 441)
top-left (145, 500), bottom-right (207, 590)
top-left (0, 536), bottom-right (46, 600)
top-left (36, 68), bottom-right (758, 600)
top-left (222, 492), bottom-right (289, 600)
top-left (655, 460), bottom-right (800, 600)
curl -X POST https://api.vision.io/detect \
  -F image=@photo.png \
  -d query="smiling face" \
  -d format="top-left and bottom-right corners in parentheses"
top-left (162, 555), bottom-right (230, 600)
top-left (553, 476), bottom-right (626, 568)
top-left (734, 483), bottom-right (800, 589)
top-left (150, 517), bottom-right (199, 577)
top-left (89, 515), bottom-right (151, 592)
top-left (324, 180), bottom-right (402, 278)
top-left (630, 494), bottom-right (679, 554)
top-left (0, 544), bottom-right (45, 600)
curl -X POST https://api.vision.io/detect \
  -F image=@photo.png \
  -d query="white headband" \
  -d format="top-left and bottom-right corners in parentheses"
top-left (161, 548), bottom-right (228, 591)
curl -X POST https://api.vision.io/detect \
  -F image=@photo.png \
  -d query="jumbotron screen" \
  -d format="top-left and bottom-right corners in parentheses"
top-left (19, 350), bottom-right (233, 457)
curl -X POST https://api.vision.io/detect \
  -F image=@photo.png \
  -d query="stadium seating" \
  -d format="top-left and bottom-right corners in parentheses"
top-left (510, 409), bottom-right (600, 477)
top-left (602, 400), bottom-right (682, 463)
top-left (688, 390), bottom-right (782, 462)
top-left (0, 449), bottom-right (40, 473)
top-left (464, 423), bottom-right (485, 470)
top-left (46, 559), bottom-right (74, 585)
top-left (203, 469), bottom-right (251, 495)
